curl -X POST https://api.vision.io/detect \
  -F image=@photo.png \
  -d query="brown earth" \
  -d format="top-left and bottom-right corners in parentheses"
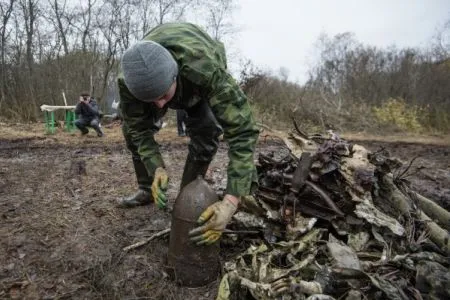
top-left (0, 123), bottom-right (449, 299)
top-left (346, 134), bottom-right (450, 211)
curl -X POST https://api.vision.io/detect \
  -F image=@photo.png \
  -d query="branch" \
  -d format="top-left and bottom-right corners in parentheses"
top-left (123, 228), bottom-right (170, 252)
top-left (394, 155), bottom-right (420, 181)
top-left (292, 117), bottom-right (310, 139)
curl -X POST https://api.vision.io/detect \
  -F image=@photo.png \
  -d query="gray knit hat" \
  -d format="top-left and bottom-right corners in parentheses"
top-left (121, 40), bottom-right (178, 102)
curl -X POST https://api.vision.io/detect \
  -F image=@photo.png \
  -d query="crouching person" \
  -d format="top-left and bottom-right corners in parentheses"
top-left (74, 91), bottom-right (104, 137)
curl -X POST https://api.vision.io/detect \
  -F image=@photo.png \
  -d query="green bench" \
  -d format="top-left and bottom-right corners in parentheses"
top-left (40, 105), bottom-right (77, 134)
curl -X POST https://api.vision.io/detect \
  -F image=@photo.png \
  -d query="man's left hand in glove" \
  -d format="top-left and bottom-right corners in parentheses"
top-left (151, 167), bottom-right (169, 209)
top-left (188, 194), bottom-right (239, 245)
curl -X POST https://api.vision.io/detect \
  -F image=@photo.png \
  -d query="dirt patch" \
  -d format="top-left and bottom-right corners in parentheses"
top-left (0, 126), bottom-right (449, 299)
top-left (352, 140), bottom-right (450, 211)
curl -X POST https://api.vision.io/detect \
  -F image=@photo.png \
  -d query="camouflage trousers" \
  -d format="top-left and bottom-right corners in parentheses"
top-left (123, 99), bottom-right (223, 192)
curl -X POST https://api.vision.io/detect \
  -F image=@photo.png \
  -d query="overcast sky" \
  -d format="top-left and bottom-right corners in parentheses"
top-left (231, 0), bottom-right (450, 83)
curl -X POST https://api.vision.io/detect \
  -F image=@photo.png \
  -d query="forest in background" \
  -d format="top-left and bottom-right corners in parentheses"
top-left (242, 29), bottom-right (450, 133)
top-left (0, 0), bottom-right (449, 133)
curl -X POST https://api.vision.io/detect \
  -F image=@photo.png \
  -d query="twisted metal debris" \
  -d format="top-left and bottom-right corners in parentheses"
top-left (217, 129), bottom-right (450, 300)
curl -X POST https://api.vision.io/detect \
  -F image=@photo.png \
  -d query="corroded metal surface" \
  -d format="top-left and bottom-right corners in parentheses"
top-left (167, 176), bottom-right (220, 287)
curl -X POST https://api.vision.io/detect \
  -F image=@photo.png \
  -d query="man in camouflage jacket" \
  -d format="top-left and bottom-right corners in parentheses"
top-left (117, 23), bottom-right (259, 245)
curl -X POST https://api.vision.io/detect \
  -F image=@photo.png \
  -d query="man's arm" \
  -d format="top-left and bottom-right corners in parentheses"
top-left (178, 50), bottom-right (259, 197)
top-left (158, 23), bottom-right (259, 197)
top-left (84, 100), bottom-right (100, 117)
top-left (118, 78), bottom-right (166, 176)
top-left (205, 69), bottom-right (259, 198)
top-left (74, 102), bottom-right (82, 116)
top-left (187, 71), bottom-right (259, 244)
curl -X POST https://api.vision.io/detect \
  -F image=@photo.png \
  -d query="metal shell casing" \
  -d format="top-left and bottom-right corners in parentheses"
top-left (167, 176), bottom-right (220, 287)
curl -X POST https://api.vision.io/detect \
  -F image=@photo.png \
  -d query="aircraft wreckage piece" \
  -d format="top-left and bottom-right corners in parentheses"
top-left (218, 128), bottom-right (450, 300)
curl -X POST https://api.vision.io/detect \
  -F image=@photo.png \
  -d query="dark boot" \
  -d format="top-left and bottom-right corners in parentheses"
top-left (180, 158), bottom-right (211, 190)
top-left (96, 125), bottom-right (104, 137)
top-left (117, 189), bottom-right (152, 208)
top-left (131, 156), bottom-right (153, 191)
top-left (90, 119), bottom-right (104, 137)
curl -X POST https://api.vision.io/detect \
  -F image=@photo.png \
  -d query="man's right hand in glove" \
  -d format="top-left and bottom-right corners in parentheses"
top-left (188, 195), bottom-right (238, 245)
top-left (151, 167), bottom-right (168, 209)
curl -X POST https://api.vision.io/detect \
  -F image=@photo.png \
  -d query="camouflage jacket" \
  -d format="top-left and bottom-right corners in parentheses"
top-left (118, 23), bottom-right (259, 196)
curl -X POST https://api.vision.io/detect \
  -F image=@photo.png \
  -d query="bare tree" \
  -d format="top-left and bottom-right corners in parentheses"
top-left (154, 0), bottom-right (192, 25)
top-left (72, 0), bottom-right (96, 53)
top-left (47, 0), bottom-right (74, 56)
top-left (95, 0), bottom-right (126, 101)
top-left (0, 0), bottom-right (16, 109)
top-left (0, 0), bottom-right (242, 120)
top-left (102, 0), bottom-right (138, 51)
top-left (20, 0), bottom-right (38, 74)
top-left (137, 0), bottom-right (154, 37)
top-left (202, 0), bottom-right (236, 40)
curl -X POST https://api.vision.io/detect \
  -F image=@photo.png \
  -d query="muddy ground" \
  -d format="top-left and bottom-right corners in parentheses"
top-left (0, 124), bottom-right (449, 300)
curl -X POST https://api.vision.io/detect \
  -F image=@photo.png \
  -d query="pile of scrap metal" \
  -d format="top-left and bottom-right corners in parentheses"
top-left (217, 127), bottom-right (450, 300)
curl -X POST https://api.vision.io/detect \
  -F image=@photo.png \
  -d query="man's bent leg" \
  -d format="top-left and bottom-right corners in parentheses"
top-left (181, 100), bottom-right (223, 189)
top-left (89, 119), bottom-right (104, 137)
top-left (117, 123), bottom-right (154, 207)
top-left (75, 119), bottom-right (89, 135)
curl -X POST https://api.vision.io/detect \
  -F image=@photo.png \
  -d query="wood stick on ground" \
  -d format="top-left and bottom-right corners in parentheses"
top-left (123, 228), bottom-right (170, 252)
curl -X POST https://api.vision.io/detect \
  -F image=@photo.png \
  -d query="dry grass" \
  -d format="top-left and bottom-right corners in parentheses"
top-left (342, 132), bottom-right (450, 146)
top-left (1, 121), bottom-right (449, 147)
top-left (0, 121), bottom-right (185, 145)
